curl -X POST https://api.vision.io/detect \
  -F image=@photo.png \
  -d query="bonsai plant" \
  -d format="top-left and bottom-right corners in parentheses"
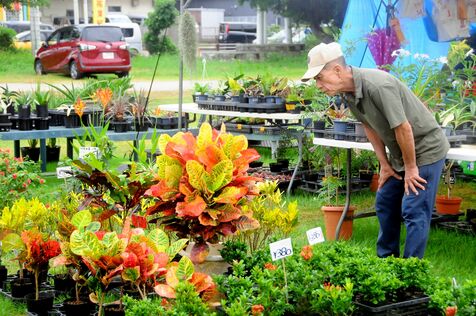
top-left (318, 174), bottom-right (355, 240)
top-left (145, 123), bottom-right (261, 263)
top-left (435, 161), bottom-right (463, 215)
top-left (105, 94), bottom-right (132, 132)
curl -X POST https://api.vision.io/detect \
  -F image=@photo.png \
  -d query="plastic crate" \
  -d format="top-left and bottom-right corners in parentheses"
top-left (354, 295), bottom-right (430, 316)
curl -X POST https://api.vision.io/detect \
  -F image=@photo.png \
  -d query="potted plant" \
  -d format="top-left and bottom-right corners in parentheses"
top-left (33, 84), bottom-right (51, 118)
top-left (260, 74), bottom-right (275, 103)
top-left (130, 89), bottom-right (150, 131)
top-left (22, 230), bottom-right (61, 315)
top-left (105, 94), bottom-right (132, 133)
top-left (145, 123), bottom-right (261, 264)
top-left (46, 138), bottom-right (61, 162)
top-left (0, 85), bottom-right (18, 115)
top-left (21, 139), bottom-right (40, 162)
top-left (212, 81), bottom-right (227, 101)
top-left (0, 97), bottom-right (12, 131)
top-left (270, 77), bottom-right (289, 104)
top-left (318, 174), bottom-right (355, 240)
top-left (227, 78), bottom-right (244, 102)
top-left (327, 96), bottom-right (350, 140)
top-left (49, 83), bottom-right (89, 128)
top-left (435, 161), bottom-right (463, 215)
top-left (193, 82), bottom-right (210, 101)
top-left (244, 76), bottom-right (263, 104)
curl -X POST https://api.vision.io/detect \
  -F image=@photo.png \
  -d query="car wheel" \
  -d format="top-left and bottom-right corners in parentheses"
top-left (69, 61), bottom-right (82, 80)
top-left (117, 72), bottom-right (129, 78)
top-left (34, 60), bottom-right (45, 75)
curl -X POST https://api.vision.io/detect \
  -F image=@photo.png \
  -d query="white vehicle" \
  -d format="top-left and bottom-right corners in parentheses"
top-left (105, 14), bottom-right (132, 24)
top-left (105, 21), bottom-right (142, 56)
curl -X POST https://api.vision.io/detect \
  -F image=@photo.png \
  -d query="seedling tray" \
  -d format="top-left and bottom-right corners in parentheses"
top-left (354, 295), bottom-right (430, 316)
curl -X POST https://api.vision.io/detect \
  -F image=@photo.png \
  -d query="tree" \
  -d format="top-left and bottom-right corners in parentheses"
top-left (144, 0), bottom-right (178, 55)
top-left (0, 0), bottom-right (49, 7)
top-left (239, 0), bottom-right (349, 37)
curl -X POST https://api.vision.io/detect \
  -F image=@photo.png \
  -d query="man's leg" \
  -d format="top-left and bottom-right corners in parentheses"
top-left (375, 176), bottom-right (405, 257)
top-left (402, 159), bottom-right (445, 258)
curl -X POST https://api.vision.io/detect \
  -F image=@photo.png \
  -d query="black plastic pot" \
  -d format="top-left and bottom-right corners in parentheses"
top-left (63, 299), bottom-right (92, 316)
top-left (64, 114), bottom-right (81, 128)
top-left (112, 120), bottom-right (130, 133)
top-left (195, 94), bottom-right (209, 101)
top-left (7, 104), bottom-right (15, 115)
top-left (0, 113), bottom-right (10, 124)
top-left (18, 105), bottom-right (31, 118)
top-left (248, 96), bottom-right (261, 104)
top-left (18, 118), bottom-right (33, 130)
top-left (277, 158), bottom-right (289, 169)
top-left (11, 278), bottom-right (34, 298)
top-left (36, 104), bottom-right (48, 118)
top-left (214, 95), bottom-right (226, 101)
top-left (46, 146), bottom-right (61, 162)
top-left (34, 117), bottom-right (50, 130)
top-left (104, 303), bottom-right (125, 316)
top-left (269, 162), bottom-right (285, 173)
top-left (249, 161), bottom-right (263, 168)
top-left (134, 119), bottom-right (149, 131)
top-left (0, 265), bottom-right (7, 285)
top-left (21, 147), bottom-right (40, 162)
top-left (25, 291), bottom-right (55, 315)
top-left (264, 96), bottom-right (275, 103)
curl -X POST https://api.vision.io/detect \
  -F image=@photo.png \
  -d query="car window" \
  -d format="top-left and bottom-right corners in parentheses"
top-left (41, 32), bottom-right (52, 41)
top-left (71, 28), bottom-right (81, 40)
top-left (59, 28), bottom-right (72, 42)
top-left (81, 27), bottom-right (124, 42)
top-left (121, 28), bottom-right (134, 38)
top-left (47, 30), bottom-right (60, 45)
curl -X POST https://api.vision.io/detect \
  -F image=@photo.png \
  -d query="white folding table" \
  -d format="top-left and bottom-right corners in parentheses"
top-left (313, 137), bottom-right (476, 240)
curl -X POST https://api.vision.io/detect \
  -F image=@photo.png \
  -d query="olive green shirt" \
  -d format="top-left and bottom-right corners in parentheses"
top-left (344, 67), bottom-right (450, 171)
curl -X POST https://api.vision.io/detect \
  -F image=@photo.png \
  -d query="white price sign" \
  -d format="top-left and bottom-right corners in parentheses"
top-left (269, 238), bottom-right (293, 261)
top-left (56, 166), bottom-right (73, 179)
top-left (306, 227), bottom-right (325, 245)
top-left (79, 146), bottom-right (100, 159)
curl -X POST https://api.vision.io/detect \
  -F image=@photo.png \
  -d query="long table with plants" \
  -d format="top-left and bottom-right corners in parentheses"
top-left (0, 126), bottom-right (184, 172)
top-left (313, 137), bottom-right (476, 240)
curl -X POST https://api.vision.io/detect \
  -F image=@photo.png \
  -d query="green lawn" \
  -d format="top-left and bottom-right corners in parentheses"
top-left (0, 49), bottom-right (306, 83)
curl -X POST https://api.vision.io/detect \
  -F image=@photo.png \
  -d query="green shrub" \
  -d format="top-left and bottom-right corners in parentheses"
top-left (0, 26), bottom-right (16, 51)
top-left (144, 0), bottom-right (178, 55)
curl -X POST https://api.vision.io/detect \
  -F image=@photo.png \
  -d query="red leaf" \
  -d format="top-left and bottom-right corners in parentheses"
top-left (131, 215), bottom-right (147, 228)
top-left (217, 206), bottom-right (242, 222)
top-left (176, 195), bottom-right (206, 217)
top-left (190, 242), bottom-right (209, 264)
top-left (198, 213), bottom-right (218, 226)
top-left (218, 223), bottom-right (237, 236)
top-left (146, 181), bottom-right (179, 201)
top-left (156, 252), bottom-right (169, 268)
top-left (189, 272), bottom-right (214, 293)
top-left (97, 209), bottom-right (117, 222)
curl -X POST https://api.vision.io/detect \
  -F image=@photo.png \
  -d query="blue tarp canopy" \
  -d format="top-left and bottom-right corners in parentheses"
top-left (339, 0), bottom-right (475, 68)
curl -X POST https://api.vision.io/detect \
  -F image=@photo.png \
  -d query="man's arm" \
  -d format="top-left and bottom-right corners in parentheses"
top-left (363, 124), bottom-right (402, 190)
top-left (394, 121), bottom-right (426, 195)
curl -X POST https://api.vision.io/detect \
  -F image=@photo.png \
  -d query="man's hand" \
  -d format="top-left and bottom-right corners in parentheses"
top-left (404, 165), bottom-right (426, 195)
top-left (378, 164), bottom-right (402, 190)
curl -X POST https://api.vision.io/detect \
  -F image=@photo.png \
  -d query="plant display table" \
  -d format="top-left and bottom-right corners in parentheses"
top-left (313, 137), bottom-right (476, 240)
top-left (0, 127), bottom-right (183, 172)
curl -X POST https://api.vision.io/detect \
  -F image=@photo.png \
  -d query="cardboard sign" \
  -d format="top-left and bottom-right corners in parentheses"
top-left (269, 238), bottom-right (293, 261)
top-left (79, 147), bottom-right (100, 159)
top-left (56, 166), bottom-right (73, 179)
top-left (306, 227), bottom-right (325, 245)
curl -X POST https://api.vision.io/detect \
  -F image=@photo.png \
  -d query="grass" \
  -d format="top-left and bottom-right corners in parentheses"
top-left (0, 49), bottom-right (307, 83)
top-left (0, 295), bottom-right (26, 315)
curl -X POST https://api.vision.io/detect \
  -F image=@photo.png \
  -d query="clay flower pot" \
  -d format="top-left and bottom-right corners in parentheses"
top-left (322, 205), bottom-right (356, 240)
top-left (435, 195), bottom-right (463, 215)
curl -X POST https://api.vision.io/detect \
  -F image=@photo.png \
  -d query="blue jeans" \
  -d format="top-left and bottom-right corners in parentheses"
top-left (375, 159), bottom-right (445, 258)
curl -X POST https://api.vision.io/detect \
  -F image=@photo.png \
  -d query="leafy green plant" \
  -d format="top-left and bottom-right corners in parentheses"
top-left (32, 84), bottom-right (51, 107)
top-left (219, 240), bottom-right (248, 264)
top-left (106, 94), bottom-right (131, 122)
top-left (193, 82), bottom-right (210, 95)
top-left (15, 91), bottom-right (32, 107)
top-left (130, 89), bottom-right (150, 126)
top-left (0, 85), bottom-right (18, 109)
top-left (48, 83), bottom-right (88, 106)
top-left (144, 0), bottom-right (178, 54)
top-left (311, 279), bottom-right (354, 316)
top-left (0, 94), bottom-right (13, 114)
top-left (318, 175), bottom-right (344, 206)
top-left (0, 26), bottom-right (16, 50)
top-left (227, 78), bottom-right (244, 96)
top-left (145, 123), bottom-right (261, 263)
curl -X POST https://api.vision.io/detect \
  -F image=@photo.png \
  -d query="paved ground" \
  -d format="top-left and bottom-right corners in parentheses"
top-left (2, 79), bottom-right (219, 92)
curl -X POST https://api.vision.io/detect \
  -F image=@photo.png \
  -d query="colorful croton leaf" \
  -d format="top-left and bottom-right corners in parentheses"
top-left (145, 123), bottom-right (261, 263)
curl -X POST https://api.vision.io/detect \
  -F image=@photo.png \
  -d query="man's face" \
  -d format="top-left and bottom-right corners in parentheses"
top-left (314, 65), bottom-right (343, 96)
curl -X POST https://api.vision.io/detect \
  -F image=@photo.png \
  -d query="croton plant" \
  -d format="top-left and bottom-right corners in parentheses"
top-left (145, 123), bottom-right (262, 263)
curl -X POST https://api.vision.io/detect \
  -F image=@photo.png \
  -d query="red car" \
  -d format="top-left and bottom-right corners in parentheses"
top-left (34, 25), bottom-right (131, 79)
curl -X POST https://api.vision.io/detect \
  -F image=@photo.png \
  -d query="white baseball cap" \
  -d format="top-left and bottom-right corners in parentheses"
top-left (301, 42), bottom-right (344, 82)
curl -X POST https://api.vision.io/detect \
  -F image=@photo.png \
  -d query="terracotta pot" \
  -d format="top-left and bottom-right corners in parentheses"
top-left (322, 205), bottom-right (356, 240)
top-left (370, 174), bottom-right (379, 192)
top-left (435, 195), bottom-right (463, 215)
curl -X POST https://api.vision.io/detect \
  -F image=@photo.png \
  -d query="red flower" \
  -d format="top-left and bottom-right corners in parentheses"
top-left (39, 179), bottom-right (45, 184)
top-left (27, 179), bottom-right (31, 184)
top-left (264, 262), bottom-right (277, 270)
top-left (22, 183), bottom-right (27, 188)
top-left (300, 245), bottom-right (313, 261)
top-left (251, 304), bottom-right (264, 316)
top-left (12, 173), bottom-right (17, 179)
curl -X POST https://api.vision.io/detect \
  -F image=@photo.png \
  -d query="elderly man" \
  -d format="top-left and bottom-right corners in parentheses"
top-left (303, 42), bottom-right (449, 258)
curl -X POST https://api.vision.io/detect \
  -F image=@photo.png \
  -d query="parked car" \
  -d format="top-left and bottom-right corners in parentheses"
top-left (0, 20), bottom-right (54, 34)
top-left (105, 14), bottom-right (132, 24)
top-left (14, 30), bottom-right (53, 50)
top-left (105, 22), bottom-right (142, 55)
top-left (34, 25), bottom-right (131, 79)
top-left (218, 22), bottom-right (256, 44)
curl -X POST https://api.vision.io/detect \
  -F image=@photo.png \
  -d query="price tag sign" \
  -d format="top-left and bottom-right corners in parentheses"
top-left (56, 166), bottom-right (73, 179)
top-left (306, 227), bottom-right (325, 245)
top-left (79, 147), bottom-right (100, 159)
top-left (269, 238), bottom-right (293, 261)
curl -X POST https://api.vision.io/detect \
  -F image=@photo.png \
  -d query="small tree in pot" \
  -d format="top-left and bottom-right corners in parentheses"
top-left (435, 161), bottom-right (463, 215)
